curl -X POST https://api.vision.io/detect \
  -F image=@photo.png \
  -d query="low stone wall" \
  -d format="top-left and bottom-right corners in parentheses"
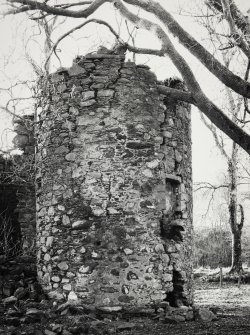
top-left (36, 50), bottom-right (192, 310)
top-left (0, 157), bottom-right (20, 258)
top-left (0, 116), bottom-right (36, 260)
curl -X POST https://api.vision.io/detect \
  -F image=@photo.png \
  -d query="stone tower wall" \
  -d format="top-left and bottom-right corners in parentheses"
top-left (36, 52), bottom-right (192, 310)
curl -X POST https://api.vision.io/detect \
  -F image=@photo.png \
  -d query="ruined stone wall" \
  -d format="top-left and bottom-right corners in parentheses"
top-left (36, 51), bottom-right (192, 310)
top-left (0, 157), bottom-right (20, 259)
top-left (0, 118), bottom-right (37, 299)
top-left (13, 116), bottom-right (36, 254)
top-left (0, 116), bottom-right (36, 259)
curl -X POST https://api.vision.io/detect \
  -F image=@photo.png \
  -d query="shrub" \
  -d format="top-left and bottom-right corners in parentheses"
top-left (194, 228), bottom-right (232, 269)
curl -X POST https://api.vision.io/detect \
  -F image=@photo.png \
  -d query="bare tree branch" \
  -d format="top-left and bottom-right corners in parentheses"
top-left (157, 85), bottom-right (195, 104)
top-left (4, 0), bottom-right (250, 154)
top-left (207, 0), bottom-right (250, 36)
top-left (194, 181), bottom-right (229, 192)
top-left (200, 112), bottom-right (230, 160)
top-left (6, 0), bottom-right (111, 18)
top-left (221, 0), bottom-right (235, 33)
top-left (114, 0), bottom-right (250, 154)
top-left (123, 0), bottom-right (250, 98)
top-left (5, 4), bottom-right (30, 14)
top-left (0, 105), bottom-right (25, 121)
top-left (219, 0), bottom-right (250, 58)
top-left (44, 18), bottom-right (165, 69)
top-left (55, 1), bottom-right (93, 9)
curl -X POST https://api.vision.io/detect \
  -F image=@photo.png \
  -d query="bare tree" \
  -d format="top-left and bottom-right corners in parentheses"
top-left (3, 0), bottom-right (250, 154)
top-left (196, 57), bottom-right (246, 274)
top-left (200, 112), bottom-right (245, 274)
top-left (0, 11), bottom-right (61, 154)
top-left (191, 3), bottom-right (250, 274)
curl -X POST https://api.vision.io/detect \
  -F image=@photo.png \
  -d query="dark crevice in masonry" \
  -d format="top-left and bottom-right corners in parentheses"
top-left (166, 269), bottom-right (188, 307)
top-left (161, 223), bottom-right (184, 243)
top-left (159, 80), bottom-right (188, 306)
top-left (160, 214), bottom-right (185, 244)
top-left (0, 185), bottom-right (21, 258)
top-left (174, 159), bottom-right (180, 172)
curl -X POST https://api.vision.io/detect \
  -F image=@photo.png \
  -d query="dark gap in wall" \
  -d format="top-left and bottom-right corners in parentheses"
top-left (174, 160), bottom-right (180, 173)
top-left (166, 269), bottom-right (187, 307)
top-left (168, 225), bottom-right (184, 242)
top-left (160, 218), bottom-right (184, 243)
top-left (0, 185), bottom-right (21, 258)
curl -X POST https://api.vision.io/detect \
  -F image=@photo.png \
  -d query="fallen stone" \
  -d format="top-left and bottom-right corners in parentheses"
top-left (56, 301), bottom-right (79, 314)
top-left (26, 308), bottom-right (43, 315)
top-left (97, 306), bottom-right (123, 313)
top-left (51, 324), bottom-right (63, 332)
top-left (164, 316), bottom-right (179, 324)
top-left (159, 301), bottom-right (170, 309)
top-left (14, 287), bottom-right (28, 300)
top-left (62, 329), bottom-right (73, 335)
top-left (196, 307), bottom-right (216, 321)
top-left (171, 314), bottom-right (186, 322)
top-left (47, 291), bottom-right (64, 301)
top-left (34, 330), bottom-right (44, 335)
top-left (45, 330), bottom-right (57, 335)
top-left (68, 325), bottom-right (85, 334)
top-left (185, 310), bottom-right (194, 321)
top-left (117, 322), bottom-right (136, 331)
top-left (2, 296), bottom-right (17, 304)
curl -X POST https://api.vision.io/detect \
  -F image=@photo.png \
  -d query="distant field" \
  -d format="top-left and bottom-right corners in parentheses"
top-left (194, 266), bottom-right (250, 315)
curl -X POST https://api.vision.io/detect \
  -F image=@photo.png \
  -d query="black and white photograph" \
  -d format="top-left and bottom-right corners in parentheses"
top-left (0, 1), bottom-right (250, 334)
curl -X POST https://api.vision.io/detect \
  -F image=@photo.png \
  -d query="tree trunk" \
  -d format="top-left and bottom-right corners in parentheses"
top-left (230, 226), bottom-right (242, 273)
top-left (228, 143), bottom-right (244, 274)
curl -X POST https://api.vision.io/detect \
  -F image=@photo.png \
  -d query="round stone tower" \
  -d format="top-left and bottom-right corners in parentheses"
top-left (36, 49), bottom-right (192, 311)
